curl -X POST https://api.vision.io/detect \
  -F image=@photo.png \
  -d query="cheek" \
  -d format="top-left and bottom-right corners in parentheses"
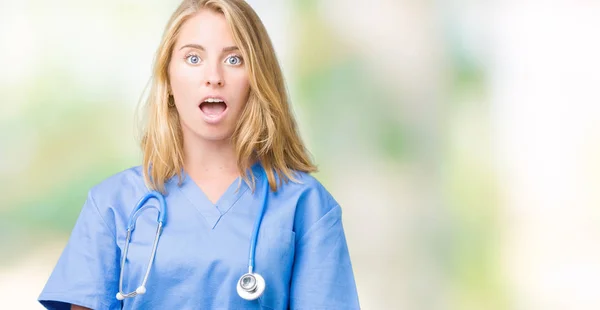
top-left (231, 73), bottom-right (250, 106)
top-left (169, 64), bottom-right (198, 95)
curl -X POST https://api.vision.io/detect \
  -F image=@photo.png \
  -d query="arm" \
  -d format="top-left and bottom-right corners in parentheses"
top-left (71, 305), bottom-right (91, 310)
top-left (38, 190), bottom-right (121, 310)
top-left (290, 204), bottom-right (360, 309)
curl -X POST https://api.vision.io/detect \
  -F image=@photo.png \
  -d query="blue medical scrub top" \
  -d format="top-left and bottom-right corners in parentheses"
top-left (38, 163), bottom-right (360, 309)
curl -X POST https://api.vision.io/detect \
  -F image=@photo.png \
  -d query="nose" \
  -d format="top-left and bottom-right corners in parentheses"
top-left (204, 62), bottom-right (224, 87)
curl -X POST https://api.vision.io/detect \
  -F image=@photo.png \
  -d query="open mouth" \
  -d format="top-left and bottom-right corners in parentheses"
top-left (199, 98), bottom-right (228, 118)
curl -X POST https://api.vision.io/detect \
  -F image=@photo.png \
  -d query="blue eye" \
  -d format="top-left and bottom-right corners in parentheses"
top-left (226, 55), bottom-right (243, 66)
top-left (185, 54), bottom-right (201, 65)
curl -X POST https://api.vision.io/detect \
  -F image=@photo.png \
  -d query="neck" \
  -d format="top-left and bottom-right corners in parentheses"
top-left (183, 137), bottom-right (239, 181)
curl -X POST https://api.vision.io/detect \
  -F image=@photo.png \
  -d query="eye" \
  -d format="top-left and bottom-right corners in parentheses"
top-left (185, 54), bottom-right (201, 65)
top-left (225, 55), bottom-right (243, 66)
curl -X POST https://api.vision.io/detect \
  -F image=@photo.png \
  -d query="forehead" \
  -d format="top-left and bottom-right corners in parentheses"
top-left (175, 9), bottom-right (236, 48)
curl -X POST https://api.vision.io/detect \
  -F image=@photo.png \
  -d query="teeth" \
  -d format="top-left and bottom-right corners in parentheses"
top-left (204, 98), bottom-right (224, 103)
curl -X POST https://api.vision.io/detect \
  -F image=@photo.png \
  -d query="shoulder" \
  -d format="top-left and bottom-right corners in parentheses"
top-left (280, 171), bottom-right (338, 207)
top-left (275, 170), bottom-right (342, 238)
top-left (86, 165), bottom-right (148, 210)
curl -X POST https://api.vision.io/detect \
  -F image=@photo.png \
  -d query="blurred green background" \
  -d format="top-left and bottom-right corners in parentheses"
top-left (2, 1), bottom-right (600, 309)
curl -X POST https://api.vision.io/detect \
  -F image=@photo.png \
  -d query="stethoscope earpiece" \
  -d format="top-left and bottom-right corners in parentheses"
top-left (237, 272), bottom-right (266, 300)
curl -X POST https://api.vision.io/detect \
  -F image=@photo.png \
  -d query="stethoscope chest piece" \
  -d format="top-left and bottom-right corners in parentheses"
top-left (237, 272), bottom-right (265, 300)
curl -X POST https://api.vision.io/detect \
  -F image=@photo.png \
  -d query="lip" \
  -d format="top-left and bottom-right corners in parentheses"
top-left (200, 95), bottom-right (227, 103)
top-left (199, 95), bottom-right (228, 124)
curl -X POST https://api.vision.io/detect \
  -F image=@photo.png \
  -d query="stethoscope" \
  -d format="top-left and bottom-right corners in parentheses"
top-left (115, 175), bottom-right (269, 302)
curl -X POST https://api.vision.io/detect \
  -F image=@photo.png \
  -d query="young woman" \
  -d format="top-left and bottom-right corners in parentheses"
top-left (38, 0), bottom-right (360, 309)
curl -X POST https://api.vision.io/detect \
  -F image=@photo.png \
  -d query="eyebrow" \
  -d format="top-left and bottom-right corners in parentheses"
top-left (178, 44), bottom-right (239, 52)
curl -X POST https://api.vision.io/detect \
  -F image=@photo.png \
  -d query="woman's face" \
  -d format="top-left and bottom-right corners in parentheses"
top-left (168, 9), bottom-right (250, 143)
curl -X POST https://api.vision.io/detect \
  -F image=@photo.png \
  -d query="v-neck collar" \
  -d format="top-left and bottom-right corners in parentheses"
top-left (173, 162), bottom-right (263, 229)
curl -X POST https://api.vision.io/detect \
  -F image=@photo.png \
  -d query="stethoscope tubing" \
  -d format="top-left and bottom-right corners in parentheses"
top-left (248, 177), bottom-right (269, 273)
top-left (117, 171), bottom-right (269, 301)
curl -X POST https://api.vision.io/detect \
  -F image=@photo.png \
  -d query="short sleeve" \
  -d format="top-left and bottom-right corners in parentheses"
top-left (38, 191), bottom-right (121, 310)
top-left (290, 204), bottom-right (361, 309)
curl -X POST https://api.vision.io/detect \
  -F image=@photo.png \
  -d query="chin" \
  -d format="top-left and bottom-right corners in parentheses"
top-left (194, 128), bottom-right (234, 143)
top-left (180, 119), bottom-right (236, 144)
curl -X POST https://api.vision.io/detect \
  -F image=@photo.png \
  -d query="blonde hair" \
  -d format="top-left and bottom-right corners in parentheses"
top-left (138, 0), bottom-right (316, 194)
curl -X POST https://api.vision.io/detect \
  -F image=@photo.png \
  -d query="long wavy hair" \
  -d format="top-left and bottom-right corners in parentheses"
top-left (138, 0), bottom-right (316, 193)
